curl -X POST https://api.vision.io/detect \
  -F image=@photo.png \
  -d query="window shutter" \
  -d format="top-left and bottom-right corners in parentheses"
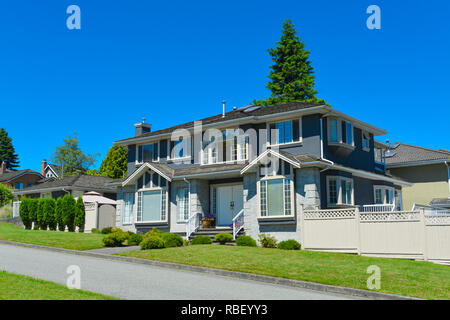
top-left (292, 120), bottom-right (300, 142)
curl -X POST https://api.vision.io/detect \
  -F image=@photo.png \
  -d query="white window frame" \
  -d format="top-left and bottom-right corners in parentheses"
top-left (201, 129), bottom-right (249, 165)
top-left (122, 192), bottom-right (135, 225)
top-left (257, 169), bottom-right (295, 219)
top-left (327, 117), bottom-right (355, 148)
top-left (373, 185), bottom-right (396, 205)
top-left (267, 118), bottom-right (303, 147)
top-left (167, 138), bottom-right (191, 162)
top-left (176, 187), bottom-right (189, 222)
top-left (136, 141), bottom-right (160, 164)
top-left (326, 176), bottom-right (354, 206)
top-left (135, 171), bottom-right (169, 224)
top-left (362, 131), bottom-right (370, 152)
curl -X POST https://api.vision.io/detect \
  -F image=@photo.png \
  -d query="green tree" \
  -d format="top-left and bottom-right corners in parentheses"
top-left (0, 184), bottom-right (14, 207)
top-left (28, 199), bottom-right (38, 229)
top-left (75, 195), bottom-right (86, 232)
top-left (253, 19), bottom-right (325, 107)
top-left (19, 198), bottom-right (32, 229)
top-left (0, 128), bottom-right (19, 170)
top-left (62, 194), bottom-right (76, 232)
top-left (36, 198), bottom-right (47, 230)
top-left (51, 133), bottom-right (99, 177)
top-left (55, 197), bottom-right (65, 231)
top-left (43, 198), bottom-right (57, 231)
top-left (98, 146), bottom-right (128, 179)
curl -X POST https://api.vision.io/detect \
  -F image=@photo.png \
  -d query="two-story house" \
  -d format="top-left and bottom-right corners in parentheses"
top-left (111, 102), bottom-right (410, 241)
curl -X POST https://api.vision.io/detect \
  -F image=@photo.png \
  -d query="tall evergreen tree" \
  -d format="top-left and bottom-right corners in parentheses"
top-left (98, 146), bottom-right (128, 179)
top-left (254, 19), bottom-right (325, 106)
top-left (0, 128), bottom-right (20, 170)
top-left (75, 195), bottom-right (86, 232)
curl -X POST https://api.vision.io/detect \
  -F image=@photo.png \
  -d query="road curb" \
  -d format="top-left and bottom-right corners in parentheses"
top-left (0, 240), bottom-right (420, 300)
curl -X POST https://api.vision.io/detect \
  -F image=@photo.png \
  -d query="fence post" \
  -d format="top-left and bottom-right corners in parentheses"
top-left (300, 204), bottom-right (305, 250)
top-left (420, 208), bottom-right (428, 262)
top-left (355, 206), bottom-right (362, 255)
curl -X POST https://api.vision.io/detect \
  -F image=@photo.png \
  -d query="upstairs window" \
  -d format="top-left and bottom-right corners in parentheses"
top-left (327, 118), bottom-right (354, 146)
top-left (137, 142), bottom-right (159, 163)
top-left (14, 183), bottom-right (24, 190)
top-left (202, 130), bottom-right (248, 164)
top-left (268, 119), bottom-right (302, 145)
top-left (373, 186), bottom-right (396, 205)
top-left (362, 131), bottom-right (370, 151)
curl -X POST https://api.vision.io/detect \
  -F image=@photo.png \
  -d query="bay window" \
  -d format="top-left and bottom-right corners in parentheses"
top-left (327, 176), bottom-right (354, 205)
top-left (259, 177), bottom-right (294, 218)
top-left (122, 192), bottom-right (134, 225)
top-left (177, 187), bottom-right (189, 221)
top-left (136, 171), bottom-right (168, 223)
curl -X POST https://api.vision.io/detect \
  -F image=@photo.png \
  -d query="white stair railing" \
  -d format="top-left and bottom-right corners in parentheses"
top-left (232, 209), bottom-right (244, 240)
top-left (186, 212), bottom-right (201, 239)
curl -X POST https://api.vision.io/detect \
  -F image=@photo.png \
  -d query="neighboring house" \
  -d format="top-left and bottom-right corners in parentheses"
top-left (13, 174), bottom-right (117, 200)
top-left (40, 159), bottom-right (61, 179)
top-left (385, 142), bottom-right (450, 210)
top-left (111, 102), bottom-right (410, 241)
top-left (0, 161), bottom-right (43, 191)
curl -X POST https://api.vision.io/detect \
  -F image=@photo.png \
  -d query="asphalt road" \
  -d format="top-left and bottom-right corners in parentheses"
top-left (0, 244), bottom-right (357, 300)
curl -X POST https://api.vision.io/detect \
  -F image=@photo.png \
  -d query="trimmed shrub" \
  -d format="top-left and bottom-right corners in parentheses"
top-left (36, 198), bottom-right (46, 230)
top-left (277, 239), bottom-right (301, 250)
top-left (183, 239), bottom-right (190, 246)
top-left (144, 227), bottom-right (163, 238)
top-left (128, 233), bottom-right (144, 246)
top-left (43, 198), bottom-right (57, 231)
top-left (62, 194), bottom-right (76, 232)
top-left (19, 198), bottom-right (32, 229)
top-left (111, 227), bottom-right (123, 233)
top-left (140, 235), bottom-right (165, 250)
top-left (91, 228), bottom-right (100, 234)
top-left (236, 235), bottom-right (257, 247)
top-left (75, 195), bottom-right (85, 232)
top-left (55, 197), bottom-right (65, 231)
top-left (101, 227), bottom-right (113, 234)
top-left (28, 199), bottom-right (38, 229)
top-left (258, 233), bottom-right (278, 248)
top-left (191, 235), bottom-right (212, 245)
top-left (214, 233), bottom-right (234, 244)
top-left (102, 231), bottom-right (129, 247)
top-left (0, 184), bottom-right (14, 207)
top-left (161, 233), bottom-right (183, 248)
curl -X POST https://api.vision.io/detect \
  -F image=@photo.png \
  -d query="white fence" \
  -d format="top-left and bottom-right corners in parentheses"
top-left (301, 207), bottom-right (450, 264)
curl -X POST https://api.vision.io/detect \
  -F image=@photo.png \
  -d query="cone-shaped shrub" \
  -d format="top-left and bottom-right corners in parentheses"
top-left (55, 197), bottom-right (65, 231)
top-left (75, 195), bottom-right (85, 232)
top-left (36, 198), bottom-right (47, 230)
top-left (62, 194), bottom-right (76, 232)
top-left (28, 199), bottom-right (38, 229)
top-left (19, 198), bottom-right (32, 229)
top-left (43, 198), bottom-right (57, 231)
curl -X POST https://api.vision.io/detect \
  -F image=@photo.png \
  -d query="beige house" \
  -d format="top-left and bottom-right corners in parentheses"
top-left (385, 143), bottom-right (450, 210)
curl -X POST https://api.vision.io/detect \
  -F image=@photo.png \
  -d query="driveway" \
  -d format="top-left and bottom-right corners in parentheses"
top-left (0, 244), bottom-right (357, 300)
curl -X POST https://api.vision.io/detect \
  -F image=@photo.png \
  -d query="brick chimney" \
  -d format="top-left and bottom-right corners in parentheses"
top-left (41, 159), bottom-right (47, 176)
top-left (1, 161), bottom-right (6, 174)
top-left (134, 118), bottom-right (152, 136)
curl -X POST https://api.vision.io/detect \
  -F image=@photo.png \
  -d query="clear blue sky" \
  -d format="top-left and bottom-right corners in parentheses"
top-left (1, 0), bottom-right (449, 171)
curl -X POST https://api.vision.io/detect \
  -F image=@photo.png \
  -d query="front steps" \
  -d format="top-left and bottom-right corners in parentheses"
top-left (189, 227), bottom-right (244, 241)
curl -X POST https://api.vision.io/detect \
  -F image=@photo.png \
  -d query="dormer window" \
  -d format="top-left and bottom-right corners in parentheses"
top-left (327, 118), bottom-right (354, 147)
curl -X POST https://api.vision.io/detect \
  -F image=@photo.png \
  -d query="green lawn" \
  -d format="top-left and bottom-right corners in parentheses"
top-left (0, 223), bottom-right (105, 250)
top-left (0, 271), bottom-right (116, 300)
top-left (118, 245), bottom-right (450, 300)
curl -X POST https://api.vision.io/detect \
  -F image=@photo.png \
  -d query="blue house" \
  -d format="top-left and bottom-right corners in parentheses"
top-left (110, 102), bottom-right (410, 241)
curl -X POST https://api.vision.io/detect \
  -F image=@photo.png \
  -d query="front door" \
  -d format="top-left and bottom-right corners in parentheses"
top-left (216, 184), bottom-right (243, 226)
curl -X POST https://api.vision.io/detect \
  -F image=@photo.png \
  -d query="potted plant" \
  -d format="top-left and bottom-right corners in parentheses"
top-left (201, 214), bottom-right (216, 228)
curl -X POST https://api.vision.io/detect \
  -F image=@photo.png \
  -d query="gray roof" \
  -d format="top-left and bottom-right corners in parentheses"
top-left (385, 142), bottom-right (450, 166)
top-left (115, 102), bottom-right (324, 144)
top-left (430, 198), bottom-right (450, 207)
top-left (0, 169), bottom-right (42, 182)
top-left (14, 174), bottom-right (116, 193)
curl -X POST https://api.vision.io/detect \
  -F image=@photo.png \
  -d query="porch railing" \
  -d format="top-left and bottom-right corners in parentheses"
top-left (412, 203), bottom-right (450, 215)
top-left (13, 201), bottom-right (21, 218)
top-left (186, 212), bottom-right (201, 239)
top-left (361, 204), bottom-right (395, 212)
top-left (232, 209), bottom-right (244, 240)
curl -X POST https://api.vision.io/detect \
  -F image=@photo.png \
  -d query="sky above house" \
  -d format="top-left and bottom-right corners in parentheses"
top-left (0, 0), bottom-right (449, 171)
